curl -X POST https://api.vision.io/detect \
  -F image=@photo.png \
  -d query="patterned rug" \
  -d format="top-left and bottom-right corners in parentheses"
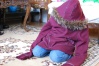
top-left (0, 23), bottom-right (99, 66)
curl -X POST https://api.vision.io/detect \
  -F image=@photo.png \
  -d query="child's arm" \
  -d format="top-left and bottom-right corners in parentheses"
top-left (30, 19), bottom-right (52, 50)
top-left (63, 28), bottom-right (89, 66)
top-left (16, 18), bottom-right (52, 60)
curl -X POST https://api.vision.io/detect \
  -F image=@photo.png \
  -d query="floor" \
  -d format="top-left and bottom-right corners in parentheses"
top-left (27, 22), bottom-right (99, 66)
top-left (30, 22), bottom-right (99, 65)
top-left (96, 63), bottom-right (99, 66)
top-left (2, 21), bottom-right (99, 66)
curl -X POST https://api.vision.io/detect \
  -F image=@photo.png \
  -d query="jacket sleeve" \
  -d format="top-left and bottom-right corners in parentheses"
top-left (62, 28), bottom-right (89, 66)
top-left (16, 18), bottom-right (52, 60)
top-left (30, 18), bottom-right (52, 51)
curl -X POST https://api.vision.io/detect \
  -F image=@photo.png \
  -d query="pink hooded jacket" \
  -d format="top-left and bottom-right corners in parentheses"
top-left (16, 0), bottom-right (89, 66)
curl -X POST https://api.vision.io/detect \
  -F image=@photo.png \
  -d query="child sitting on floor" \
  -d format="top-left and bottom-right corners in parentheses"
top-left (16, 0), bottom-right (89, 66)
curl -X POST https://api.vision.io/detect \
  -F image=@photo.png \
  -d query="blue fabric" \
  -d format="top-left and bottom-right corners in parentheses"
top-left (32, 45), bottom-right (50, 57)
top-left (8, 6), bottom-right (17, 12)
top-left (49, 50), bottom-right (72, 63)
top-left (32, 45), bottom-right (72, 63)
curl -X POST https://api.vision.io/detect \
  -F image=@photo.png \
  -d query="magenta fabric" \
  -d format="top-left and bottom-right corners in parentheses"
top-left (56, 0), bottom-right (85, 21)
top-left (16, 0), bottom-right (89, 66)
top-left (16, 16), bottom-right (89, 66)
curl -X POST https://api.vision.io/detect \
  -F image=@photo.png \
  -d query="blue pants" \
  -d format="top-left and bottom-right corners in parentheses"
top-left (32, 45), bottom-right (72, 63)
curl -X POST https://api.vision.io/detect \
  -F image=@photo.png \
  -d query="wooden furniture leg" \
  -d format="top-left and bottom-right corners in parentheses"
top-left (98, 28), bottom-right (99, 44)
top-left (23, 4), bottom-right (31, 32)
top-left (88, 23), bottom-right (99, 44)
top-left (48, 13), bottom-right (50, 20)
top-left (23, 0), bottom-right (51, 32)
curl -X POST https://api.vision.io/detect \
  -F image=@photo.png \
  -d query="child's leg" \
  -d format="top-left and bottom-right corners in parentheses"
top-left (49, 50), bottom-right (72, 63)
top-left (32, 45), bottom-right (50, 57)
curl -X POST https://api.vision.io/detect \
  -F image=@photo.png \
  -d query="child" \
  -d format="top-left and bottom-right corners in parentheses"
top-left (16, 0), bottom-right (89, 66)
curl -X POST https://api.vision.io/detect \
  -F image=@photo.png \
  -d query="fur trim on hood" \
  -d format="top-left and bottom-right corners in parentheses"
top-left (51, 8), bottom-right (88, 31)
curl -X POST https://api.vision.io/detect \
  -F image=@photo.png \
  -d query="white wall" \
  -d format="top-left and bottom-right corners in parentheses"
top-left (48, 0), bottom-right (99, 21)
top-left (79, 0), bottom-right (99, 20)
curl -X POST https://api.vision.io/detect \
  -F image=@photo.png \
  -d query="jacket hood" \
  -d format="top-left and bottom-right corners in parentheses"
top-left (51, 0), bottom-right (88, 30)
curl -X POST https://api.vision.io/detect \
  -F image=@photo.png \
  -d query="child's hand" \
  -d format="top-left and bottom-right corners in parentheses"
top-left (62, 63), bottom-right (73, 66)
top-left (16, 52), bottom-right (31, 60)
